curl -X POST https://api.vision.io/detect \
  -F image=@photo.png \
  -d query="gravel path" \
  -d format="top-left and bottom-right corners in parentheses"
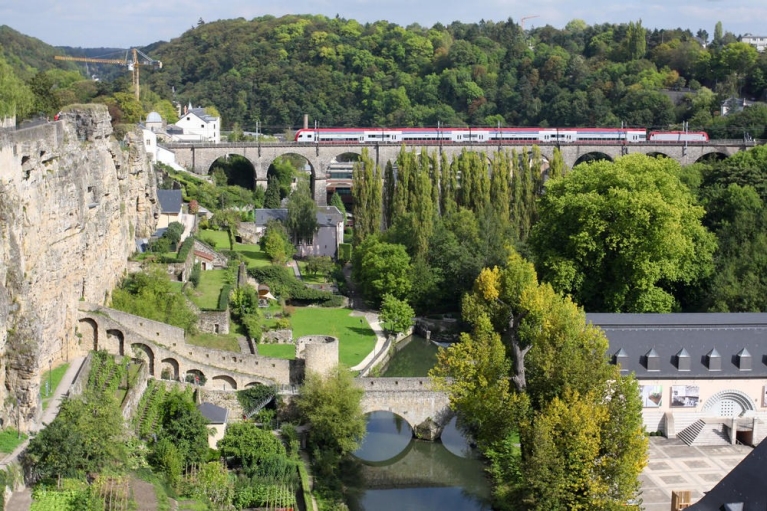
top-left (130, 476), bottom-right (159, 511)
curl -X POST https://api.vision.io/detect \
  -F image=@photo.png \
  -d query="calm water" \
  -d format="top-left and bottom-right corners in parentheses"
top-left (350, 411), bottom-right (492, 511)
top-left (381, 335), bottom-right (439, 377)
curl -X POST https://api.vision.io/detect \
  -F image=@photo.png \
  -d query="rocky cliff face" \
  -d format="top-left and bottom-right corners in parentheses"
top-left (0, 105), bottom-right (158, 430)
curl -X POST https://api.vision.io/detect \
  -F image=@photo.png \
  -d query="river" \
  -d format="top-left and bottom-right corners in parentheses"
top-left (348, 336), bottom-right (492, 511)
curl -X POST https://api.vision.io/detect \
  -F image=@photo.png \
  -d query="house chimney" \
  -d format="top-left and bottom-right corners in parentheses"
top-left (304, 114), bottom-right (309, 130)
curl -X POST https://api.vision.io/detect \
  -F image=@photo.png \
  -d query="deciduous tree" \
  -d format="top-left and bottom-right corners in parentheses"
top-left (530, 153), bottom-right (716, 312)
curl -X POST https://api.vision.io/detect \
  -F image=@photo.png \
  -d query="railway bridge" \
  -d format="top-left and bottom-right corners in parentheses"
top-left (164, 140), bottom-right (755, 205)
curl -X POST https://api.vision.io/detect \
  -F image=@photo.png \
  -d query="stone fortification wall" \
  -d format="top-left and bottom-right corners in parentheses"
top-left (261, 329), bottom-right (293, 345)
top-left (79, 305), bottom-right (293, 385)
top-left (355, 377), bottom-right (436, 392)
top-left (198, 310), bottom-right (230, 335)
top-left (67, 352), bottom-right (95, 399)
top-left (298, 336), bottom-right (339, 377)
top-left (121, 361), bottom-right (149, 420)
top-left (0, 105), bottom-right (158, 430)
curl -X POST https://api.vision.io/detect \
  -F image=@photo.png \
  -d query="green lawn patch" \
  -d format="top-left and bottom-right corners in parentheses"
top-left (168, 281), bottom-right (184, 293)
top-left (257, 343), bottom-right (296, 359)
top-left (296, 260), bottom-right (328, 285)
top-left (234, 243), bottom-right (271, 268)
top-left (41, 362), bottom-right (70, 410)
top-left (187, 332), bottom-right (241, 352)
top-left (198, 229), bottom-right (229, 249)
top-left (290, 308), bottom-right (376, 367)
top-left (0, 428), bottom-right (27, 453)
top-left (186, 269), bottom-right (228, 310)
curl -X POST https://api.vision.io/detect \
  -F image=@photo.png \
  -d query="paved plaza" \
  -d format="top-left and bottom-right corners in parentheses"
top-left (640, 437), bottom-right (753, 511)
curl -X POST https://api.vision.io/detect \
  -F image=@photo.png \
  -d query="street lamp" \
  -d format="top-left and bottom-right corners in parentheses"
top-left (48, 359), bottom-right (52, 398)
top-left (16, 397), bottom-right (20, 439)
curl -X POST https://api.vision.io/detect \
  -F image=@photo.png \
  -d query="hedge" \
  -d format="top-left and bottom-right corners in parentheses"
top-left (249, 266), bottom-right (342, 307)
top-left (217, 284), bottom-right (232, 311)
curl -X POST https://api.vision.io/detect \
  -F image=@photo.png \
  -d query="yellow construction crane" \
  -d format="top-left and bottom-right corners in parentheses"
top-left (520, 15), bottom-right (540, 31)
top-left (54, 48), bottom-right (162, 100)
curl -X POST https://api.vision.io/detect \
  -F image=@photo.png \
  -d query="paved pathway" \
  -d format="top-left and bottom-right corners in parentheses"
top-left (640, 437), bottom-right (752, 511)
top-left (350, 312), bottom-right (387, 372)
top-left (1, 357), bottom-right (86, 510)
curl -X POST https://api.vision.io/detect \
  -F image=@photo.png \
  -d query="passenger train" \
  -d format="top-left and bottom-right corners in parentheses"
top-left (294, 127), bottom-right (709, 144)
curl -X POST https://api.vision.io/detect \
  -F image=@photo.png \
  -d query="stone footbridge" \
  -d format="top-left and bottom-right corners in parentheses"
top-left (355, 377), bottom-right (452, 439)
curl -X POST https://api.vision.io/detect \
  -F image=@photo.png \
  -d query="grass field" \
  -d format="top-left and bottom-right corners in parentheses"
top-left (198, 229), bottom-right (271, 268)
top-left (186, 269), bottom-right (227, 310)
top-left (256, 343), bottom-right (296, 359)
top-left (0, 428), bottom-right (28, 453)
top-left (187, 332), bottom-right (241, 352)
top-left (41, 362), bottom-right (71, 410)
top-left (296, 260), bottom-right (329, 285)
top-left (290, 308), bottom-right (376, 367)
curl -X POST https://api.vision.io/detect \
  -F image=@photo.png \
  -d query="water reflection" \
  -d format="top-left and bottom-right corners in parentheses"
top-left (350, 411), bottom-right (491, 511)
top-left (354, 411), bottom-right (413, 463)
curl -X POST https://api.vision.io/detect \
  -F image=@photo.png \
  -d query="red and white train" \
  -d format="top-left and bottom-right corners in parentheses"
top-left (294, 127), bottom-right (709, 144)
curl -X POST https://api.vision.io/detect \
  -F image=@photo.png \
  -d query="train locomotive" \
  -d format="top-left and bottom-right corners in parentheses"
top-left (294, 127), bottom-right (709, 144)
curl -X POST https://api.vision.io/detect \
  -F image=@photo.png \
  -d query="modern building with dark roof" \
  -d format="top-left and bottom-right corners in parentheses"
top-left (197, 402), bottom-right (229, 448)
top-left (587, 313), bottom-right (767, 446)
top-left (155, 189), bottom-right (184, 232)
top-left (254, 206), bottom-right (344, 259)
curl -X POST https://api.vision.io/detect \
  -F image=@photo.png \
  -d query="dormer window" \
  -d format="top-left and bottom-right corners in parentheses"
top-left (676, 348), bottom-right (690, 371)
top-left (646, 348), bottom-right (660, 372)
top-left (613, 348), bottom-right (628, 370)
top-left (737, 348), bottom-right (751, 371)
top-left (707, 348), bottom-right (721, 371)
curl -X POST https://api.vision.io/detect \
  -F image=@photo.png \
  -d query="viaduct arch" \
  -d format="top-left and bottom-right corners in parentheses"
top-left (165, 140), bottom-right (751, 205)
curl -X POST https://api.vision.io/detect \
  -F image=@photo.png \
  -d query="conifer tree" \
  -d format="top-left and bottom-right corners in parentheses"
top-left (264, 175), bottom-right (282, 209)
top-left (352, 148), bottom-right (382, 245)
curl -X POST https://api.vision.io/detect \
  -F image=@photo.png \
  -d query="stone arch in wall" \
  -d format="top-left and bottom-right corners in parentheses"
top-left (211, 375), bottom-right (238, 390)
top-left (186, 369), bottom-right (206, 386)
top-left (245, 381), bottom-right (265, 388)
top-left (160, 358), bottom-right (179, 381)
top-left (79, 318), bottom-right (98, 351)
top-left (130, 343), bottom-right (155, 376)
top-left (105, 329), bottom-right (125, 356)
top-left (702, 389), bottom-right (756, 417)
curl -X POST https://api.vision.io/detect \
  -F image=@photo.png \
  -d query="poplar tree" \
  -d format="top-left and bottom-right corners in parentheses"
top-left (547, 146), bottom-right (566, 182)
top-left (351, 148), bottom-right (382, 245)
top-left (383, 160), bottom-right (396, 228)
top-left (264, 175), bottom-right (282, 209)
top-left (440, 151), bottom-right (457, 217)
top-left (489, 150), bottom-right (512, 222)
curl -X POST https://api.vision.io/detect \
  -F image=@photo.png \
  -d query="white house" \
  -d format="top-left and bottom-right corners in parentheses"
top-left (254, 206), bottom-right (345, 259)
top-left (197, 402), bottom-right (229, 449)
top-left (741, 34), bottom-right (767, 52)
top-left (172, 103), bottom-right (220, 143)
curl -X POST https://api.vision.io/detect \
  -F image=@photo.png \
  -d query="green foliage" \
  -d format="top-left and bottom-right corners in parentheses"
top-left (337, 243), bottom-right (352, 264)
top-left (249, 265), bottom-right (343, 306)
top-left (175, 236), bottom-right (195, 263)
top-left (379, 293), bottom-right (414, 336)
top-left (352, 148), bottom-right (382, 246)
top-left (24, 389), bottom-right (128, 482)
top-left (111, 267), bottom-right (198, 334)
top-left (329, 192), bottom-right (346, 215)
top-left (164, 221), bottom-right (185, 247)
top-left (286, 180), bottom-right (318, 245)
top-left (304, 255), bottom-right (335, 278)
top-left (217, 284), bottom-right (232, 311)
top-left (352, 236), bottom-right (412, 306)
top-left (531, 153), bottom-right (717, 312)
top-left (297, 365), bottom-right (366, 464)
top-left (0, 54), bottom-right (34, 119)
top-left (0, 428), bottom-right (27, 454)
top-left (218, 423), bottom-right (287, 470)
top-left (236, 385), bottom-right (277, 414)
top-left (260, 219), bottom-right (295, 264)
top-left (189, 262), bottom-right (201, 288)
top-left (151, 389), bottom-right (210, 469)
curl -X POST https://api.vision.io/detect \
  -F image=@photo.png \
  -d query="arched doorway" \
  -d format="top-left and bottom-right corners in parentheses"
top-left (79, 318), bottom-right (98, 351)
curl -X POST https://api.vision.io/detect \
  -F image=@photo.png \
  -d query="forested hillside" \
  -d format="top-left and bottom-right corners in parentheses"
top-left (3, 15), bottom-right (767, 136)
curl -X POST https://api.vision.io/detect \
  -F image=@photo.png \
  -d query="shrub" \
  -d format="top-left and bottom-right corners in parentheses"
top-left (217, 284), bottom-right (232, 311)
top-left (190, 262), bottom-right (201, 288)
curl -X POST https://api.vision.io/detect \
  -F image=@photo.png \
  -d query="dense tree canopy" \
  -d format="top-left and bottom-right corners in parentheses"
top-left (431, 250), bottom-right (647, 510)
top-left (530, 153), bottom-right (717, 312)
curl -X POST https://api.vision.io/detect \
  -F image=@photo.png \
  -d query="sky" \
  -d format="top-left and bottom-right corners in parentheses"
top-left (2, 0), bottom-right (766, 49)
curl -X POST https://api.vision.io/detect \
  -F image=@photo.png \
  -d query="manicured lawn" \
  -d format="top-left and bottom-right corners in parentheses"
top-left (0, 428), bottom-right (27, 453)
top-left (290, 308), bottom-right (376, 367)
top-left (187, 332), bottom-right (241, 352)
top-left (257, 343), bottom-right (296, 359)
top-left (296, 260), bottom-right (329, 285)
top-left (198, 229), bottom-right (271, 268)
top-left (40, 362), bottom-right (70, 410)
top-left (186, 269), bottom-right (227, 310)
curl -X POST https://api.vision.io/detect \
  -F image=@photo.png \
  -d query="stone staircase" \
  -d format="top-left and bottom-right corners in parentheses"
top-left (676, 419), bottom-right (731, 446)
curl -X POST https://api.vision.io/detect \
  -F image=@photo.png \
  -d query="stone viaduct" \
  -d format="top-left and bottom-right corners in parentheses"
top-left (164, 140), bottom-right (753, 205)
top-left (76, 304), bottom-right (452, 436)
